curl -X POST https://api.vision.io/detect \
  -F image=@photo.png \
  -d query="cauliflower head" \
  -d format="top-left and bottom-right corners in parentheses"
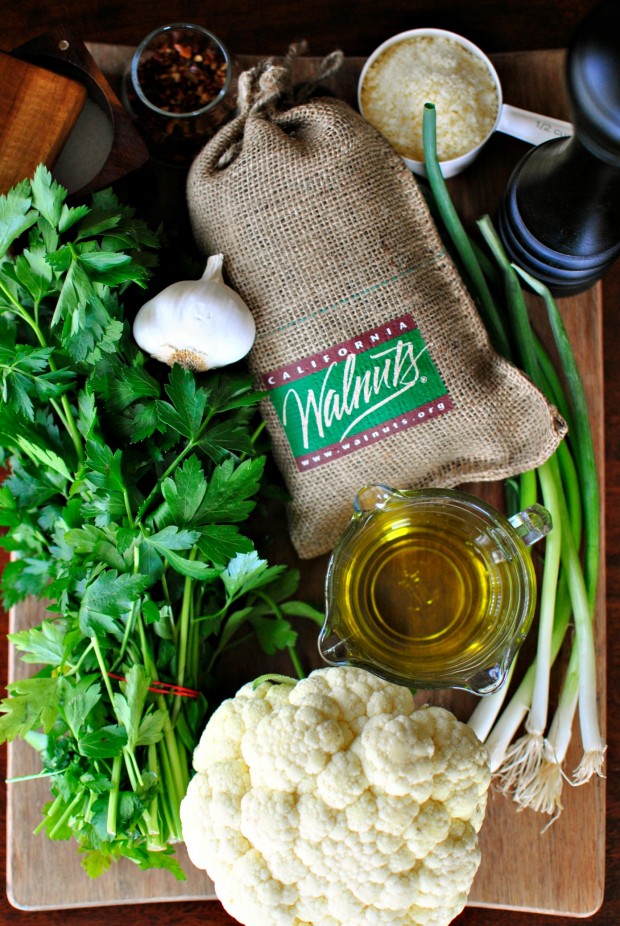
top-left (180, 666), bottom-right (490, 926)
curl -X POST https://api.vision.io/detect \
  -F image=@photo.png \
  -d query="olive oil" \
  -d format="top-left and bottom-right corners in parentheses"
top-left (326, 501), bottom-right (530, 684)
top-left (321, 486), bottom-right (546, 693)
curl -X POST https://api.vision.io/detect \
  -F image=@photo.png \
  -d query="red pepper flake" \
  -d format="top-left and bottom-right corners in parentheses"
top-left (174, 42), bottom-right (193, 59)
top-left (137, 28), bottom-right (228, 114)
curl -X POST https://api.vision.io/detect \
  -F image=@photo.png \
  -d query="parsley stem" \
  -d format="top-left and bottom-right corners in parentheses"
top-left (113, 546), bottom-right (142, 669)
top-left (49, 789), bottom-right (84, 840)
top-left (49, 397), bottom-right (71, 433)
top-left (156, 736), bottom-right (180, 836)
top-left (172, 557), bottom-right (197, 723)
top-left (136, 443), bottom-right (193, 522)
top-left (240, 419), bottom-right (267, 460)
top-left (124, 745), bottom-right (143, 788)
top-left (65, 639), bottom-right (95, 676)
top-left (213, 630), bottom-right (254, 656)
top-left (59, 395), bottom-right (84, 467)
top-left (288, 644), bottom-right (305, 680)
top-left (0, 278), bottom-right (36, 328)
top-left (33, 793), bottom-right (63, 834)
top-left (92, 636), bottom-right (116, 705)
top-left (161, 571), bottom-right (172, 607)
top-left (115, 602), bottom-right (138, 668)
top-left (92, 638), bottom-right (150, 826)
top-left (123, 487), bottom-right (136, 527)
top-left (132, 603), bottom-right (189, 831)
top-left (6, 769), bottom-right (62, 783)
top-left (107, 754), bottom-right (122, 837)
top-left (146, 744), bottom-right (164, 837)
top-left (256, 590), bottom-right (306, 679)
top-left (157, 710), bottom-right (188, 837)
top-left (136, 608), bottom-right (156, 678)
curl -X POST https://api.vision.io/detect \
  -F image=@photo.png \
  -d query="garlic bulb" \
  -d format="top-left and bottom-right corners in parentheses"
top-left (133, 254), bottom-right (256, 372)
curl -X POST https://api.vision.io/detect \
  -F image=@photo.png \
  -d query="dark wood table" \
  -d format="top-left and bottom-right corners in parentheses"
top-left (0, 2), bottom-right (618, 925)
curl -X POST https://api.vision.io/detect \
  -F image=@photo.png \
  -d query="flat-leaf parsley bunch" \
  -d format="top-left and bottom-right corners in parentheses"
top-left (0, 166), bottom-right (322, 879)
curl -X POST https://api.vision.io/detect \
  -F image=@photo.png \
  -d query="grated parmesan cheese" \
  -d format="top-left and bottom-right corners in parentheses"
top-left (360, 35), bottom-right (500, 162)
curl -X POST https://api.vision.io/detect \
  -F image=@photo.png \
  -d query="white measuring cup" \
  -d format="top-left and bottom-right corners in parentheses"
top-left (358, 28), bottom-right (574, 178)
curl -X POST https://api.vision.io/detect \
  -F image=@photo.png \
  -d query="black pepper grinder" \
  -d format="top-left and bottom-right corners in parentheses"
top-left (498, 0), bottom-right (620, 296)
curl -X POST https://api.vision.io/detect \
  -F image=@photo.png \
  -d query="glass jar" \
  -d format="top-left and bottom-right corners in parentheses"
top-left (122, 22), bottom-right (237, 167)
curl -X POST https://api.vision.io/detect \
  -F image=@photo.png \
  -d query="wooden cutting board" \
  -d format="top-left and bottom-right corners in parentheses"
top-left (0, 51), bottom-right (87, 193)
top-left (5, 46), bottom-right (606, 916)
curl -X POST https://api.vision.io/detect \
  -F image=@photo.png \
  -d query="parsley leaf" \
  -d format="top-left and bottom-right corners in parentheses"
top-left (62, 676), bottom-right (102, 738)
top-left (197, 457), bottom-right (265, 524)
top-left (8, 619), bottom-right (67, 665)
top-left (0, 179), bottom-right (37, 258)
top-left (0, 676), bottom-right (60, 741)
top-left (79, 571), bottom-right (150, 639)
top-left (156, 364), bottom-right (208, 440)
top-left (161, 456), bottom-right (206, 525)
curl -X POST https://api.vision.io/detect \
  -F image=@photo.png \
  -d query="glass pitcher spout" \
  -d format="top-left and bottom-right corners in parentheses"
top-left (354, 485), bottom-right (402, 516)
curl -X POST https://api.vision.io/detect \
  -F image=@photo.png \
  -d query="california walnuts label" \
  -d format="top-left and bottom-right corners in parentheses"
top-left (263, 314), bottom-right (453, 471)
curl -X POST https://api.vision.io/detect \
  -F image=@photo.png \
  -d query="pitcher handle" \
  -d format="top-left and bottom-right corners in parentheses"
top-left (509, 503), bottom-right (552, 547)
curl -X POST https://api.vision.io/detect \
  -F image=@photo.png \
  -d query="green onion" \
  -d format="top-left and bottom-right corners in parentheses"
top-left (481, 582), bottom-right (571, 775)
top-left (421, 103), bottom-right (511, 358)
top-left (474, 219), bottom-right (564, 786)
top-left (422, 103), bottom-right (606, 811)
top-left (514, 265), bottom-right (600, 612)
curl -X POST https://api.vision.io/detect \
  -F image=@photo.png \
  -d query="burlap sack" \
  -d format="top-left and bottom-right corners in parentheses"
top-left (187, 51), bottom-right (566, 559)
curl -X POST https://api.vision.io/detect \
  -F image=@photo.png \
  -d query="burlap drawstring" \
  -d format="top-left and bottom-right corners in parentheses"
top-left (236, 42), bottom-right (345, 116)
top-left (214, 43), bottom-right (345, 169)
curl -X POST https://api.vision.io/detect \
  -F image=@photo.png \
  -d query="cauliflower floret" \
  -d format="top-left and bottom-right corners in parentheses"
top-left (180, 666), bottom-right (491, 926)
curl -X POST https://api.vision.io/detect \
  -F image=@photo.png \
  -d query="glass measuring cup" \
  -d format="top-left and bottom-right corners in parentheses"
top-left (358, 28), bottom-right (574, 178)
top-left (319, 486), bottom-right (552, 695)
